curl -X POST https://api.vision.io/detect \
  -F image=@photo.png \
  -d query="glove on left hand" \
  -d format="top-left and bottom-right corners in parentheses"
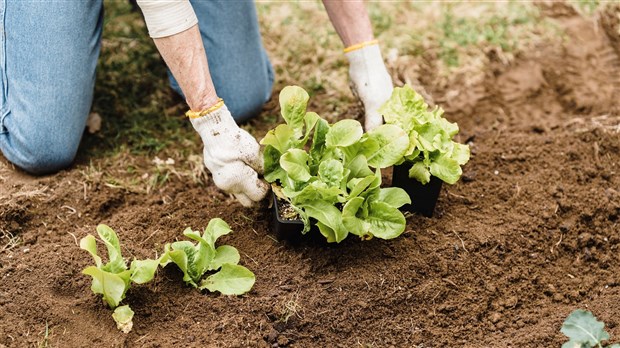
top-left (346, 43), bottom-right (393, 131)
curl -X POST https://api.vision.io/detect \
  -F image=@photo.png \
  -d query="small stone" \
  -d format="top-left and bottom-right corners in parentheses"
top-left (462, 172), bottom-right (476, 182)
top-left (86, 112), bottom-right (102, 134)
top-left (267, 328), bottom-right (279, 343)
top-left (277, 336), bottom-right (289, 346)
top-left (559, 220), bottom-right (574, 233)
top-left (490, 312), bottom-right (502, 324)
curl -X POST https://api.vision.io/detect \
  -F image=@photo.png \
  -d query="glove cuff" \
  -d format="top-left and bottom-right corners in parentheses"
top-left (345, 42), bottom-right (385, 68)
top-left (186, 98), bottom-right (224, 119)
top-left (189, 103), bottom-right (238, 137)
top-left (343, 39), bottom-right (379, 53)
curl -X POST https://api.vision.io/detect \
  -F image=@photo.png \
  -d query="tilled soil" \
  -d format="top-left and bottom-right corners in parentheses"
top-left (1, 5), bottom-right (620, 348)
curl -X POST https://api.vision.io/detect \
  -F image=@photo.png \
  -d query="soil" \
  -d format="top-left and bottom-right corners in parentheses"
top-left (2, 5), bottom-right (620, 348)
top-left (275, 195), bottom-right (301, 222)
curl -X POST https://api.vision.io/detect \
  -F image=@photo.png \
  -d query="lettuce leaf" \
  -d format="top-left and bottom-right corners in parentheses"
top-left (161, 219), bottom-right (255, 295)
top-left (261, 85), bottom-right (411, 242)
top-left (379, 85), bottom-right (470, 185)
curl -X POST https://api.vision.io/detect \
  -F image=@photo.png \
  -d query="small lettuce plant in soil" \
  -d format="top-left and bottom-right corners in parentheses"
top-left (80, 219), bottom-right (255, 333)
top-left (379, 84), bottom-right (470, 185)
top-left (561, 309), bottom-right (620, 348)
top-left (80, 224), bottom-right (159, 333)
top-left (159, 218), bottom-right (255, 295)
top-left (261, 85), bottom-right (411, 243)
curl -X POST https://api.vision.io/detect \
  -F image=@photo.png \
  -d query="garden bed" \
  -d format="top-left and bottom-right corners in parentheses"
top-left (1, 4), bottom-right (620, 347)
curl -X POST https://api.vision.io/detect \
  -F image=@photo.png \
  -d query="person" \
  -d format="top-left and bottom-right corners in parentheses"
top-left (0, 0), bottom-right (393, 207)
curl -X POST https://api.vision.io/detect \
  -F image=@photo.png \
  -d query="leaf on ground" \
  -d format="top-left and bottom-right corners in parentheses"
top-left (561, 309), bottom-right (610, 347)
top-left (199, 264), bottom-right (255, 295)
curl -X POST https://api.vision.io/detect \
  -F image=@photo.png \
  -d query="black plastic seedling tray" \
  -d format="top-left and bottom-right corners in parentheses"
top-left (392, 162), bottom-right (443, 217)
top-left (270, 193), bottom-right (324, 244)
top-left (271, 193), bottom-right (304, 237)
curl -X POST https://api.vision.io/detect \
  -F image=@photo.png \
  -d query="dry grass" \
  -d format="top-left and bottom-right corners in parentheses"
top-left (80, 0), bottom-right (568, 192)
top-left (257, 1), bottom-right (558, 111)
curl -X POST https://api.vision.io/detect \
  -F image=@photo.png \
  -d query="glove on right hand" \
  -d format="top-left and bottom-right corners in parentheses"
top-left (190, 103), bottom-right (269, 207)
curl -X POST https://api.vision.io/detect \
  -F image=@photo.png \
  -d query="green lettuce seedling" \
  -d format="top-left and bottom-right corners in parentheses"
top-left (112, 305), bottom-right (134, 334)
top-left (261, 85), bottom-right (411, 243)
top-left (159, 218), bottom-right (255, 295)
top-left (561, 309), bottom-right (620, 348)
top-left (378, 85), bottom-right (470, 185)
top-left (80, 224), bottom-right (159, 332)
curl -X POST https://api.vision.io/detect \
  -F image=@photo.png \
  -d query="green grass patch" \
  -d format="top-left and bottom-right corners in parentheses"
top-left (84, 0), bottom-right (194, 158)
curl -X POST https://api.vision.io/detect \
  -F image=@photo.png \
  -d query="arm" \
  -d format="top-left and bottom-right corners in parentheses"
top-left (322, 1), bottom-right (374, 47)
top-left (322, 1), bottom-right (393, 131)
top-left (137, 0), bottom-right (217, 111)
top-left (136, 1), bottom-right (268, 206)
top-left (153, 25), bottom-right (219, 112)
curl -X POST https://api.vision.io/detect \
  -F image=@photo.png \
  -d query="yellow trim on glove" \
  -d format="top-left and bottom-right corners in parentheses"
top-left (185, 98), bottom-right (224, 119)
top-left (343, 39), bottom-right (379, 53)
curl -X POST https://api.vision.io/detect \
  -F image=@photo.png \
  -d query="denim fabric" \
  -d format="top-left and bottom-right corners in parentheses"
top-left (0, 0), bottom-right (103, 174)
top-left (168, 0), bottom-right (274, 123)
top-left (0, 0), bottom-right (273, 174)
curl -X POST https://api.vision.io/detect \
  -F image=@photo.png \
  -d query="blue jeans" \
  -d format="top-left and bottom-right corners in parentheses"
top-left (0, 0), bottom-right (273, 174)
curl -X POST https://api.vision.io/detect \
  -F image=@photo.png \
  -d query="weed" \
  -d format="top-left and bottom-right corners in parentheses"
top-left (37, 321), bottom-right (49, 348)
top-left (0, 229), bottom-right (20, 253)
top-left (277, 292), bottom-right (302, 324)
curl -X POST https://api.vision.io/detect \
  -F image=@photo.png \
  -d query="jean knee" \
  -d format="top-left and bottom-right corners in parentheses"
top-left (8, 142), bottom-right (76, 175)
top-left (225, 85), bottom-right (271, 123)
top-left (0, 113), bottom-right (80, 175)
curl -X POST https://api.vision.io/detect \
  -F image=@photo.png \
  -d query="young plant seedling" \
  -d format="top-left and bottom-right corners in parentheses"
top-left (261, 85), bottom-right (411, 242)
top-left (379, 84), bottom-right (470, 185)
top-left (112, 305), bottom-right (134, 334)
top-left (80, 224), bottom-right (160, 333)
top-left (561, 309), bottom-right (619, 348)
top-left (159, 218), bottom-right (255, 295)
top-left (378, 85), bottom-right (471, 217)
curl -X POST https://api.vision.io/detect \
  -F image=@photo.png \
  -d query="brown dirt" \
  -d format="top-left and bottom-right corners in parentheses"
top-left (2, 5), bottom-right (620, 348)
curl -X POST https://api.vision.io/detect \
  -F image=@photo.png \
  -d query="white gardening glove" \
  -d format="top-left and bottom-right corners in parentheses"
top-left (346, 42), bottom-right (393, 131)
top-left (190, 103), bottom-right (268, 207)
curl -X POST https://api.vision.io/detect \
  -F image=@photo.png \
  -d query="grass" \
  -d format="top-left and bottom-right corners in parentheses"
top-left (569, 0), bottom-right (614, 14)
top-left (37, 320), bottom-right (49, 348)
top-left (85, 1), bottom-right (193, 158)
top-left (81, 0), bottom-right (568, 190)
top-left (0, 229), bottom-right (20, 253)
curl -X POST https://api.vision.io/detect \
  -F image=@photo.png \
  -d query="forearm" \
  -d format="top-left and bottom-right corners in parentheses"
top-left (322, 0), bottom-right (374, 47)
top-left (153, 25), bottom-right (218, 111)
top-left (136, 0), bottom-right (217, 111)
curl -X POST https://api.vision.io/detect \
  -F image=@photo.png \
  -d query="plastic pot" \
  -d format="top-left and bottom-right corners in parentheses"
top-left (392, 162), bottom-right (443, 217)
top-left (271, 192), bottom-right (305, 238)
top-left (271, 192), bottom-right (329, 245)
